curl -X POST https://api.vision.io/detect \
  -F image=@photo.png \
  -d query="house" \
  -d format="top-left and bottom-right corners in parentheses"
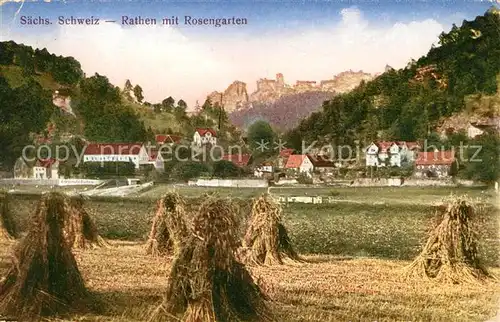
top-left (82, 143), bottom-right (149, 169)
top-left (155, 134), bottom-right (182, 146)
top-left (33, 159), bottom-right (61, 179)
top-left (284, 155), bottom-right (314, 175)
top-left (254, 162), bottom-right (273, 178)
top-left (221, 154), bottom-right (252, 168)
top-left (308, 154), bottom-right (335, 172)
top-left (14, 157), bottom-right (61, 179)
top-left (365, 141), bottom-right (420, 167)
top-left (414, 150), bottom-right (456, 178)
top-left (398, 141), bottom-right (421, 163)
top-left (193, 128), bottom-right (217, 147)
top-left (365, 141), bottom-right (396, 167)
top-left (277, 148), bottom-right (294, 168)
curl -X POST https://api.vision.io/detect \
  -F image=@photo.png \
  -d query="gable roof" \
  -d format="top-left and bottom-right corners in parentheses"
top-left (195, 128), bottom-right (217, 137)
top-left (396, 141), bottom-right (421, 149)
top-left (221, 154), bottom-right (251, 167)
top-left (307, 154), bottom-right (335, 167)
top-left (284, 155), bottom-right (308, 168)
top-left (378, 141), bottom-right (397, 153)
top-left (155, 134), bottom-right (182, 145)
top-left (415, 151), bottom-right (455, 166)
top-left (83, 143), bottom-right (144, 155)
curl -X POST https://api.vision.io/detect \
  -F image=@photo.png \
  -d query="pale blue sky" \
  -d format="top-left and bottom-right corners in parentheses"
top-left (0, 0), bottom-right (497, 106)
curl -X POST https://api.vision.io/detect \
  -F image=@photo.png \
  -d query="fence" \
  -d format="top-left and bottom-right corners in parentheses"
top-left (0, 178), bottom-right (104, 186)
top-left (188, 178), bottom-right (268, 188)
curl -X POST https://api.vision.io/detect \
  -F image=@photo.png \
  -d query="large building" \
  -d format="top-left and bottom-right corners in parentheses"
top-left (82, 143), bottom-right (149, 169)
top-left (414, 150), bottom-right (456, 178)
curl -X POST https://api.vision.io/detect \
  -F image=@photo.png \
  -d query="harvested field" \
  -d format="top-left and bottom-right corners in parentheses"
top-left (0, 240), bottom-right (497, 321)
top-left (7, 194), bottom-right (500, 264)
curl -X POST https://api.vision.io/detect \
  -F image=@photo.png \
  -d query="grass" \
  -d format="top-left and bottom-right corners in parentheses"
top-left (282, 203), bottom-right (499, 264)
top-left (140, 185), bottom-right (497, 205)
top-left (0, 240), bottom-right (498, 321)
top-left (7, 190), bottom-right (500, 264)
top-left (132, 103), bottom-right (186, 134)
top-left (0, 65), bottom-right (60, 90)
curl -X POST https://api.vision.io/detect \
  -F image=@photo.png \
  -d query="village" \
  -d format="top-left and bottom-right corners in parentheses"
top-left (7, 120), bottom-right (499, 189)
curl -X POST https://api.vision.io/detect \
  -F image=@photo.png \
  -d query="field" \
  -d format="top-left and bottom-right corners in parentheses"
top-left (1, 186), bottom-right (499, 321)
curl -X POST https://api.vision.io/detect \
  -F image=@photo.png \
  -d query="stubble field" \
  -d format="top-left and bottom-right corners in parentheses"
top-left (0, 186), bottom-right (499, 321)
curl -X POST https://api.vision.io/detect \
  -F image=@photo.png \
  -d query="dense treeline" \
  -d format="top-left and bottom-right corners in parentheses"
top-left (285, 10), bottom-right (500, 149)
top-left (0, 76), bottom-right (56, 168)
top-left (0, 41), bottom-right (84, 85)
top-left (77, 74), bottom-right (153, 143)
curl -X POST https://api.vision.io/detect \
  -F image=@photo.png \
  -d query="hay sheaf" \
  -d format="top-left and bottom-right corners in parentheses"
top-left (242, 194), bottom-right (301, 266)
top-left (405, 196), bottom-right (492, 284)
top-left (145, 192), bottom-right (189, 256)
top-left (63, 194), bottom-right (109, 250)
top-left (150, 197), bottom-right (272, 322)
top-left (0, 192), bottom-right (96, 321)
top-left (0, 190), bottom-right (17, 240)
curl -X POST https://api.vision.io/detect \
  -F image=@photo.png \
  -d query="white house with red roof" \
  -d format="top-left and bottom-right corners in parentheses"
top-left (414, 150), bottom-right (456, 178)
top-left (365, 141), bottom-right (421, 167)
top-left (155, 134), bottom-right (183, 146)
top-left (284, 154), bottom-right (314, 175)
top-left (82, 143), bottom-right (149, 169)
top-left (193, 128), bottom-right (217, 147)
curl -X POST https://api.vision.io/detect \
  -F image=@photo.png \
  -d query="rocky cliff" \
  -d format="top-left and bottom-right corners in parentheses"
top-left (208, 81), bottom-right (249, 111)
top-left (208, 70), bottom-right (374, 113)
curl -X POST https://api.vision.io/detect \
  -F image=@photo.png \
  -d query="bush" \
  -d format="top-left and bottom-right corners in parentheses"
top-left (172, 161), bottom-right (210, 181)
top-left (296, 172), bottom-right (313, 184)
top-left (212, 160), bottom-right (241, 178)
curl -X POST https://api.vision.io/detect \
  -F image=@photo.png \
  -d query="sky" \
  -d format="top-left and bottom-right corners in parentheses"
top-left (0, 0), bottom-right (497, 109)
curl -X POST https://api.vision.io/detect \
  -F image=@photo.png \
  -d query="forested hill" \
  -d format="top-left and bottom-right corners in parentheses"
top-left (0, 41), bottom-right (243, 170)
top-left (284, 8), bottom-right (500, 149)
top-left (0, 41), bottom-right (153, 169)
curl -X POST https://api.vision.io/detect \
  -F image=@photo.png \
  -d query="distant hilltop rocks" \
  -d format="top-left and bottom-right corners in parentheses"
top-left (208, 70), bottom-right (375, 112)
top-left (208, 81), bottom-right (249, 110)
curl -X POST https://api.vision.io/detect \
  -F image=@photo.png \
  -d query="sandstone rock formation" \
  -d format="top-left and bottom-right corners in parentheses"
top-left (318, 70), bottom-right (374, 93)
top-left (208, 81), bottom-right (249, 112)
top-left (207, 70), bottom-right (374, 112)
top-left (52, 90), bottom-right (75, 116)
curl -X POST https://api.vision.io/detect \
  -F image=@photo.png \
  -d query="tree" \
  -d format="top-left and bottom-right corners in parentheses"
top-left (247, 120), bottom-right (276, 151)
top-left (177, 99), bottom-right (187, 109)
top-left (124, 79), bottom-right (133, 91)
top-left (133, 84), bottom-right (144, 103)
top-left (172, 161), bottom-right (210, 181)
top-left (161, 96), bottom-right (175, 113)
top-left (77, 74), bottom-right (148, 142)
top-left (464, 134), bottom-right (500, 184)
top-left (174, 99), bottom-right (188, 118)
top-left (0, 76), bottom-right (54, 168)
top-left (212, 160), bottom-right (241, 178)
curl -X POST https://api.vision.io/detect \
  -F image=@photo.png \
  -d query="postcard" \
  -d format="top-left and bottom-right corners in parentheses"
top-left (0, 0), bottom-right (499, 321)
